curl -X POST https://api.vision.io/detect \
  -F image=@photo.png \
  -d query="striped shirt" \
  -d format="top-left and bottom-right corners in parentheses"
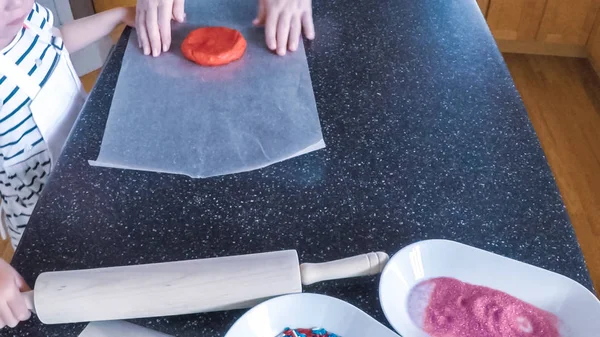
top-left (1, 3), bottom-right (61, 167)
top-left (0, 3), bottom-right (59, 247)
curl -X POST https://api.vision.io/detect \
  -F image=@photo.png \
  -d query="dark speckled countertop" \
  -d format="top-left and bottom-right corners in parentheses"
top-left (8, 0), bottom-right (593, 336)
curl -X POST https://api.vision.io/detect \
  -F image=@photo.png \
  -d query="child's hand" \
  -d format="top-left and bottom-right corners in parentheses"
top-left (0, 259), bottom-right (31, 329)
top-left (121, 7), bottom-right (136, 28)
top-left (253, 0), bottom-right (315, 56)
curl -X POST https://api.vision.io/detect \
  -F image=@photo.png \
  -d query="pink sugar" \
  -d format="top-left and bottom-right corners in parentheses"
top-left (420, 277), bottom-right (560, 337)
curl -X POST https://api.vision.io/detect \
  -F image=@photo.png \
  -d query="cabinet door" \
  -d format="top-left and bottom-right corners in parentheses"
top-left (93, 0), bottom-right (137, 12)
top-left (486, 0), bottom-right (547, 41)
top-left (477, 0), bottom-right (490, 16)
top-left (537, 0), bottom-right (600, 45)
top-left (588, 14), bottom-right (600, 74)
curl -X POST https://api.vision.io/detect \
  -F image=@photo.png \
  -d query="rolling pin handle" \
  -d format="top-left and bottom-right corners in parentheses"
top-left (300, 251), bottom-right (389, 285)
top-left (22, 291), bottom-right (35, 313)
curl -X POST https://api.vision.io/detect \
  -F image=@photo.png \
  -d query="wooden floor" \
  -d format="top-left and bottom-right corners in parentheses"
top-left (1, 54), bottom-right (599, 294)
top-left (81, 68), bottom-right (102, 92)
top-left (503, 54), bottom-right (600, 293)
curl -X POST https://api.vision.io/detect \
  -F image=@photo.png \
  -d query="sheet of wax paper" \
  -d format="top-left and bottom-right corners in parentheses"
top-left (89, 0), bottom-right (324, 178)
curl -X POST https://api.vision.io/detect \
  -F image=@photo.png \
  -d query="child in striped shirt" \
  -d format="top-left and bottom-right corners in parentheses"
top-left (0, 0), bottom-right (135, 329)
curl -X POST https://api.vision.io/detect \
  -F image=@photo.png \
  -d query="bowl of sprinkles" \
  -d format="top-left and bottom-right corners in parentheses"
top-left (224, 293), bottom-right (398, 337)
top-left (277, 327), bottom-right (339, 337)
top-left (379, 240), bottom-right (600, 337)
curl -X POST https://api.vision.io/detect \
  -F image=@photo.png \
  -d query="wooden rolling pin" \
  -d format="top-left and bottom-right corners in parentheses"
top-left (22, 250), bottom-right (389, 324)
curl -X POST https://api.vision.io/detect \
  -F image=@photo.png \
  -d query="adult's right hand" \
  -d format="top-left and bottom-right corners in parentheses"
top-left (253, 0), bottom-right (315, 56)
top-left (136, 0), bottom-right (186, 57)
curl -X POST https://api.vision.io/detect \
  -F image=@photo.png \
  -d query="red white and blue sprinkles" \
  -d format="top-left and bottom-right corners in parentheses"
top-left (278, 327), bottom-right (339, 337)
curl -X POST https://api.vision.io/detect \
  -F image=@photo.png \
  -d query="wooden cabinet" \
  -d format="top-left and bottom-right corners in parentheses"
top-left (588, 15), bottom-right (600, 75)
top-left (484, 0), bottom-right (600, 59)
top-left (486, 0), bottom-right (546, 41)
top-left (93, 0), bottom-right (136, 13)
top-left (537, 0), bottom-right (600, 45)
top-left (477, 0), bottom-right (490, 16)
top-left (92, 0), bottom-right (137, 42)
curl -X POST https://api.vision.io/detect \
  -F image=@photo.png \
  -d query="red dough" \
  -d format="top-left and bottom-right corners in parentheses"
top-left (181, 27), bottom-right (247, 66)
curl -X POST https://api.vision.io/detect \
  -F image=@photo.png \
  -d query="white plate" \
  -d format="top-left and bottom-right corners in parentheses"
top-left (78, 321), bottom-right (173, 337)
top-left (225, 293), bottom-right (399, 337)
top-left (379, 239), bottom-right (600, 337)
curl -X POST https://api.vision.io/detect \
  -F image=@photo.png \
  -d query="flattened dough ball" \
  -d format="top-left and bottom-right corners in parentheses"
top-left (181, 27), bottom-right (247, 66)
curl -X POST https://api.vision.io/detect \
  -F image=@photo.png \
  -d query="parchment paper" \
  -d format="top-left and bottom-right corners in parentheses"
top-left (89, 0), bottom-right (324, 178)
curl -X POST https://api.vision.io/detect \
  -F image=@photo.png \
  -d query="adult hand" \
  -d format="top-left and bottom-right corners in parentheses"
top-left (136, 0), bottom-right (186, 57)
top-left (253, 0), bottom-right (315, 56)
top-left (0, 259), bottom-right (31, 329)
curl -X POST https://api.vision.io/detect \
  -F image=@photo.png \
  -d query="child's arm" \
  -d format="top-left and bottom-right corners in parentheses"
top-left (0, 259), bottom-right (31, 328)
top-left (57, 7), bottom-right (136, 54)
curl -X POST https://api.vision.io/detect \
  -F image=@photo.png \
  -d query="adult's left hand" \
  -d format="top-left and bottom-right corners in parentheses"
top-left (136, 0), bottom-right (186, 57)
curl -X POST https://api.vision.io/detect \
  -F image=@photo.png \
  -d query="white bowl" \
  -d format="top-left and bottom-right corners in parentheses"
top-left (224, 293), bottom-right (399, 337)
top-left (379, 239), bottom-right (600, 337)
